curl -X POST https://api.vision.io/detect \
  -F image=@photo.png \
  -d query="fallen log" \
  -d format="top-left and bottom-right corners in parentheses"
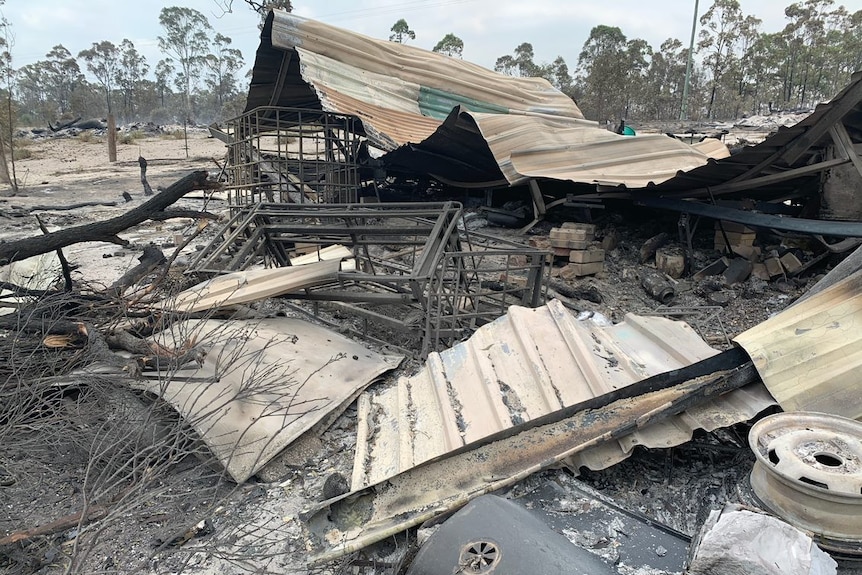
top-left (48, 116), bottom-right (82, 132)
top-left (0, 171), bottom-right (220, 266)
top-left (108, 245), bottom-right (167, 295)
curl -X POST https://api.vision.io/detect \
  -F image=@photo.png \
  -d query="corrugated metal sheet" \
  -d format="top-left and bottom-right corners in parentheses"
top-left (382, 107), bottom-right (726, 186)
top-left (137, 318), bottom-right (402, 483)
top-left (734, 268), bottom-right (862, 421)
top-left (269, 14), bottom-right (582, 120)
top-left (640, 70), bottom-right (862, 200)
top-left (246, 11), bottom-right (726, 188)
top-left (472, 112), bottom-right (726, 187)
top-left (249, 11), bottom-right (583, 152)
top-left (352, 299), bottom-right (774, 489)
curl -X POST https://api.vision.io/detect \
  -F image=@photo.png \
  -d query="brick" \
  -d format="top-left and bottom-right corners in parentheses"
top-left (779, 252), bottom-right (803, 275)
top-left (568, 247), bottom-right (605, 263)
top-left (656, 247), bottom-right (685, 279)
top-left (763, 257), bottom-right (784, 278)
top-left (551, 247), bottom-right (572, 257)
top-left (751, 262), bottom-right (770, 280)
top-left (730, 245), bottom-right (762, 261)
top-left (550, 227), bottom-right (595, 242)
top-left (528, 237), bottom-right (551, 251)
top-left (714, 230), bottom-right (756, 248)
top-left (561, 222), bottom-right (596, 233)
top-left (715, 220), bottom-right (755, 234)
top-left (559, 262), bottom-right (604, 279)
top-left (550, 238), bottom-right (590, 250)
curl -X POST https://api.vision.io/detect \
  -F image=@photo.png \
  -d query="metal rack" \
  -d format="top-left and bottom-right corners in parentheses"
top-left (189, 202), bottom-right (548, 355)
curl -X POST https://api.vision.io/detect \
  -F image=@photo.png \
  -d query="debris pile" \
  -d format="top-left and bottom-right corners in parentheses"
top-left (549, 222), bottom-right (606, 279)
top-left (2, 10), bottom-right (862, 575)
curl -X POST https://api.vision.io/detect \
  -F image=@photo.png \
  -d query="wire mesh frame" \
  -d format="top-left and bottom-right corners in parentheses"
top-left (225, 106), bottom-right (364, 206)
top-left (424, 249), bottom-right (548, 354)
top-left (187, 201), bottom-right (549, 355)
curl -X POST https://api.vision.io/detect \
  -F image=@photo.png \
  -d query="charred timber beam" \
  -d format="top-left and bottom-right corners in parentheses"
top-left (829, 122), bottom-right (862, 179)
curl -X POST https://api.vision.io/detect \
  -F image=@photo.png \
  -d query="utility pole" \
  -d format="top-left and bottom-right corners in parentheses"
top-left (680, 0), bottom-right (699, 120)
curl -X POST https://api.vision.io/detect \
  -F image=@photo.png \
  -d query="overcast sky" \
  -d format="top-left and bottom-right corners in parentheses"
top-left (4, 0), bottom-right (862, 82)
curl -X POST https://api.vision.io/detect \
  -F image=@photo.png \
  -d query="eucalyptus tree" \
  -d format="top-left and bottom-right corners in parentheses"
top-left (78, 41), bottom-right (120, 114)
top-left (389, 19), bottom-right (415, 43)
top-left (576, 25), bottom-right (629, 121)
top-left (116, 39), bottom-right (148, 120)
top-left (205, 33), bottom-right (244, 107)
top-left (158, 6), bottom-right (212, 119)
top-left (40, 45), bottom-right (85, 117)
top-left (154, 59), bottom-right (175, 108)
top-left (433, 33), bottom-right (464, 58)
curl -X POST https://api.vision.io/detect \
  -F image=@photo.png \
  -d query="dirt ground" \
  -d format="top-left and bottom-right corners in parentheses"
top-left (1, 130), bottom-right (857, 575)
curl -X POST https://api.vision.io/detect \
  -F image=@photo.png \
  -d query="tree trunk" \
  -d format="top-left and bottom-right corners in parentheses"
top-left (0, 171), bottom-right (219, 265)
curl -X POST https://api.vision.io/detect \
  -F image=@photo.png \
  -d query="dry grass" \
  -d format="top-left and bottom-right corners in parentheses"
top-left (0, 268), bottom-right (315, 574)
top-left (75, 131), bottom-right (102, 144)
top-left (119, 130), bottom-right (146, 145)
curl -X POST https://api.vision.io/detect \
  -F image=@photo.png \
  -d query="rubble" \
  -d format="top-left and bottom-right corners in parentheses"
top-left (3, 11), bottom-right (862, 575)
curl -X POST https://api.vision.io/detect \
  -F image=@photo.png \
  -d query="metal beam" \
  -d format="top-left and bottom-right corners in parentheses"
top-left (637, 197), bottom-right (862, 237)
top-left (662, 157), bottom-right (847, 199)
top-left (268, 51), bottom-right (293, 107)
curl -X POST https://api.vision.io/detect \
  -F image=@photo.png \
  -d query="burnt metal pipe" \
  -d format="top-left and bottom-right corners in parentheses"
top-left (641, 268), bottom-right (676, 304)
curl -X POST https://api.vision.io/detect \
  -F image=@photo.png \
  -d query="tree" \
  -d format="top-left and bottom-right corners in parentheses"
top-left (389, 19), bottom-right (415, 43)
top-left (78, 41), bottom-right (120, 114)
top-left (43, 45), bottom-right (84, 117)
top-left (0, 7), bottom-right (18, 192)
top-left (205, 33), bottom-right (244, 107)
top-left (546, 56), bottom-right (574, 95)
top-left (576, 25), bottom-right (629, 120)
top-left (494, 43), bottom-right (541, 77)
top-left (214, 0), bottom-right (292, 27)
top-left (643, 38), bottom-right (690, 120)
top-left (158, 6), bottom-right (212, 120)
top-left (513, 42), bottom-right (541, 76)
top-left (432, 33), bottom-right (464, 58)
top-left (116, 39), bottom-right (148, 121)
top-left (697, 0), bottom-right (747, 118)
top-left (155, 59), bottom-right (175, 109)
top-left (494, 55), bottom-right (518, 76)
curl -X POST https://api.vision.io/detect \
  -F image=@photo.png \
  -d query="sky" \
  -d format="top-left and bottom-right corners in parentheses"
top-left (3, 0), bottom-right (862, 83)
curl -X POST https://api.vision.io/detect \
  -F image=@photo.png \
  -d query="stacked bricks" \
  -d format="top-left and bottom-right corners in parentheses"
top-left (550, 223), bottom-right (605, 277)
top-left (714, 220), bottom-right (756, 250)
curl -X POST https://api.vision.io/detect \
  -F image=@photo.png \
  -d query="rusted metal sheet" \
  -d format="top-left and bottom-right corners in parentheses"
top-left (352, 299), bottom-right (774, 489)
top-left (304, 357), bottom-right (760, 565)
top-left (473, 112), bottom-right (726, 187)
top-left (252, 12), bottom-right (582, 151)
top-left (245, 12), bottom-right (730, 188)
top-left (735, 268), bottom-right (862, 421)
top-left (136, 318), bottom-right (402, 483)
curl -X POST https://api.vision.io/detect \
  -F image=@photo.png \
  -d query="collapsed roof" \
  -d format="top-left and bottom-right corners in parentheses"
top-left (245, 11), bottom-right (728, 188)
